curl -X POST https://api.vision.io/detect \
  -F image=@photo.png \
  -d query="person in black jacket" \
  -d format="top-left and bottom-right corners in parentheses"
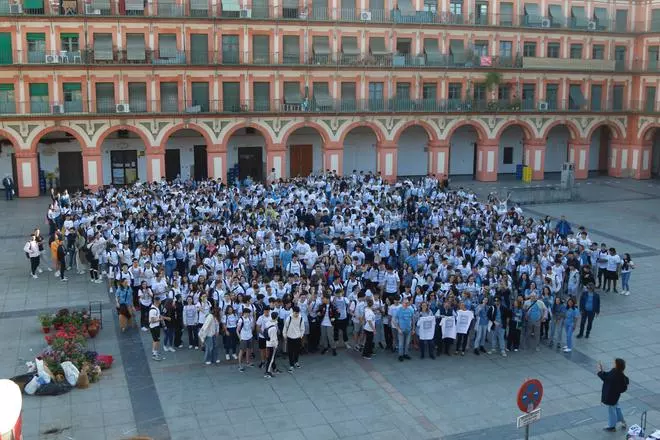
top-left (597, 357), bottom-right (628, 432)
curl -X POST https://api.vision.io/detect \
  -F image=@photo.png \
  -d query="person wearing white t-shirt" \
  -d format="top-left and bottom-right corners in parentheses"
top-left (237, 309), bottom-right (254, 372)
top-left (362, 299), bottom-right (376, 359)
top-left (264, 312), bottom-right (280, 378)
top-left (283, 305), bottom-right (305, 372)
top-left (149, 297), bottom-right (168, 361)
top-left (605, 248), bottom-right (622, 293)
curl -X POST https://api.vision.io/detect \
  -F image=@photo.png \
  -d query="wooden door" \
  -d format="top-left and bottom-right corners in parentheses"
top-left (165, 149), bottom-right (181, 181)
top-left (238, 147), bottom-right (263, 181)
top-left (58, 151), bottom-right (83, 191)
top-left (193, 145), bottom-right (208, 180)
top-left (289, 144), bottom-right (313, 177)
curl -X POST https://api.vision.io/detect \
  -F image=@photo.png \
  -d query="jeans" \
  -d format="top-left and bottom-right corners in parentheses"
top-left (607, 403), bottom-right (625, 428)
top-left (5, 188), bottom-right (13, 200)
top-left (474, 325), bottom-right (488, 349)
top-left (419, 339), bottom-right (434, 358)
top-left (223, 328), bottom-right (237, 354)
top-left (578, 311), bottom-right (595, 336)
top-left (550, 318), bottom-right (565, 342)
top-left (565, 325), bottom-right (574, 349)
top-left (164, 260), bottom-right (176, 279)
top-left (491, 326), bottom-right (505, 351)
top-left (164, 327), bottom-right (174, 347)
top-left (187, 324), bottom-right (199, 347)
top-left (526, 321), bottom-right (541, 350)
top-left (397, 330), bottom-right (411, 356)
top-left (456, 333), bottom-right (469, 352)
top-left (374, 318), bottom-right (384, 345)
top-left (621, 272), bottom-right (631, 291)
top-left (204, 335), bottom-right (217, 363)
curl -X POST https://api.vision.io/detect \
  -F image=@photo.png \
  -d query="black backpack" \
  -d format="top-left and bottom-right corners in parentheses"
top-left (263, 324), bottom-right (275, 341)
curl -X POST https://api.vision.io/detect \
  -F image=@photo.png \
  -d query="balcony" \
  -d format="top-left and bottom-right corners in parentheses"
top-left (0, 1), bottom-right (644, 34)
top-left (523, 57), bottom-right (615, 72)
top-left (0, 98), bottom-right (653, 117)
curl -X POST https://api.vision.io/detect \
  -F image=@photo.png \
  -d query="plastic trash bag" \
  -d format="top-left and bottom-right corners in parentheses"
top-left (24, 376), bottom-right (39, 395)
top-left (33, 381), bottom-right (72, 396)
top-left (60, 361), bottom-right (80, 386)
top-left (35, 358), bottom-right (52, 384)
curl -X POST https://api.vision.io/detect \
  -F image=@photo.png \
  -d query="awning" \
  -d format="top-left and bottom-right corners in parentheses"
top-left (284, 85), bottom-right (302, 104)
top-left (126, 35), bottom-right (146, 60)
top-left (60, 33), bottom-right (79, 39)
top-left (314, 89), bottom-right (333, 107)
top-left (424, 39), bottom-right (443, 64)
top-left (397, 0), bottom-right (415, 16)
top-left (221, 0), bottom-right (240, 12)
top-left (342, 37), bottom-right (359, 55)
top-left (29, 83), bottom-right (48, 96)
top-left (548, 4), bottom-right (562, 19)
top-left (313, 38), bottom-right (330, 55)
top-left (0, 84), bottom-right (14, 91)
top-left (26, 33), bottom-right (45, 41)
top-left (572, 6), bottom-right (586, 25)
top-left (370, 37), bottom-right (387, 55)
top-left (449, 40), bottom-right (465, 64)
top-left (569, 87), bottom-right (586, 106)
top-left (524, 3), bottom-right (540, 24)
top-left (283, 38), bottom-right (299, 56)
top-left (63, 83), bottom-right (81, 92)
top-left (125, 0), bottom-right (144, 10)
top-left (283, 0), bottom-right (298, 8)
top-left (190, 0), bottom-right (207, 9)
top-left (593, 7), bottom-right (607, 22)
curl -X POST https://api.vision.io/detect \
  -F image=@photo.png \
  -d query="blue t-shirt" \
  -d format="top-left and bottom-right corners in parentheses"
top-left (527, 301), bottom-right (542, 322)
top-left (396, 307), bottom-right (415, 332)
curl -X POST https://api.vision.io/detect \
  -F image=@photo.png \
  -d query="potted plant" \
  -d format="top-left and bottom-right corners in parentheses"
top-left (87, 319), bottom-right (101, 338)
top-left (39, 314), bottom-right (53, 333)
top-left (484, 71), bottom-right (502, 91)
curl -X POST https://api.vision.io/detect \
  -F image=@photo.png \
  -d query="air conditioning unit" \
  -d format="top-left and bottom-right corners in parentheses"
top-left (538, 101), bottom-right (549, 111)
top-left (240, 8), bottom-right (251, 17)
top-left (587, 20), bottom-right (597, 30)
top-left (85, 4), bottom-right (101, 14)
top-left (52, 104), bottom-right (64, 114)
top-left (360, 10), bottom-right (372, 21)
top-left (45, 54), bottom-right (59, 63)
top-left (9, 3), bottom-right (23, 13)
top-left (541, 18), bottom-right (551, 27)
top-left (115, 103), bottom-right (130, 113)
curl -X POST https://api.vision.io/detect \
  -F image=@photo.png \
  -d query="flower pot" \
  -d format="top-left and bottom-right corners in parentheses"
top-left (42, 326), bottom-right (51, 334)
top-left (88, 326), bottom-right (99, 338)
top-left (45, 335), bottom-right (54, 345)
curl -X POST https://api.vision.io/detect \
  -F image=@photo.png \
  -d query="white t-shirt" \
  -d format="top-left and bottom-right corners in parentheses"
top-left (606, 254), bottom-right (621, 271)
top-left (363, 307), bottom-right (375, 332)
top-left (256, 314), bottom-right (270, 338)
top-left (238, 316), bottom-right (253, 340)
top-left (148, 305), bottom-right (161, 329)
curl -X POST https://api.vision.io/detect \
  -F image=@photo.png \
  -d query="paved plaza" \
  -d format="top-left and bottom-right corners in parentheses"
top-left (1, 177), bottom-right (660, 440)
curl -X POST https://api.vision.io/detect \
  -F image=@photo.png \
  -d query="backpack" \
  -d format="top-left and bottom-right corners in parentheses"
top-left (263, 324), bottom-right (276, 341)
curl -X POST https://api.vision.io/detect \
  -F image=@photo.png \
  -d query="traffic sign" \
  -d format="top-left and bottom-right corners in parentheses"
top-left (517, 408), bottom-right (541, 428)
top-left (517, 379), bottom-right (544, 413)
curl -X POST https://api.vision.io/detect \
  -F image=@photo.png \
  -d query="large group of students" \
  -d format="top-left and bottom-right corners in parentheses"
top-left (25, 171), bottom-right (635, 378)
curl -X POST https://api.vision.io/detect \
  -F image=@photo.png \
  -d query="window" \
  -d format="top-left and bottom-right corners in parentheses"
top-left (503, 147), bottom-right (513, 164)
top-left (474, 41), bottom-right (488, 57)
top-left (341, 82), bottom-right (356, 111)
top-left (449, 0), bottom-right (462, 19)
top-left (545, 84), bottom-right (558, 109)
top-left (253, 82), bottom-right (270, 111)
top-left (26, 33), bottom-right (46, 63)
top-left (93, 33), bottom-right (113, 61)
top-left (500, 3), bottom-right (513, 25)
top-left (615, 10), bottom-right (627, 32)
top-left (252, 35), bottom-right (269, 64)
top-left (342, 0), bottom-right (356, 19)
top-left (222, 35), bottom-right (239, 64)
top-left (569, 44), bottom-right (582, 59)
top-left (283, 82), bottom-right (302, 107)
top-left (498, 85), bottom-right (510, 102)
top-left (475, 1), bottom-right (487, 24)
top-left (126, 34), bottom-right (146, 62)
top-left (612, 85), bottom-right (624, 110)
top-left (646, 86), bottom-right (656, 112)
top-left (396, 82), bottom-right (411, 109)
top-left (368, 82), bottom-right (384, 110)
top-left (190, 34), bottom-right (209, 64)
top-left (653, 9), bottom-right (660, 32)
top-left (422, 83), bottom-right (436, 100)
top-left (60, 33), bottom-right (79, 53)
top-left (448, 83), bottom-right (462, 100)
top-left (282, 35), bottom-right (300, 64)
top-left (592, 44), bottom-right (604, 60)
top-left (522, 84), bottom-right (535, 109)
top-left (110, 150), bottom-right (138, 185)
top-left (95, 82), bottom-right (115, 113)
top-left (128, 83), bottom-right (147, 112)
top-left (190, 82), bottom-right (209, 112)
top-left (312, 36), bottom-right (330, 63)
top-left (423, 0), bottom-right (437, 13)
top-left (590, 85), bottom-right (602, 111)
top-left (223, 82), bottom-right (241, 112)
top-left (546, 42), bottom-right (560, 58)
top-left (158, 34), bottom-right (178, 60)
top-left (499, 41), bottom-right (512, 58)
top-left (615, 46), bottom-right (627, 71)
top-left (523, 42), bottom-right (537, 57)
top-left (568, 84), bottom-right (585, 110)
top-left (62, 83), bottom-right (82, 113)
top-left (473, 84), bottom-right (487, 103)
top-left (649, 46), bottom-right (659, 71)
top-left (0, 33), bottom-right (12, 65)
top-left (0, 84), bottom-right (15, 113)
top-left (310, 83), bottom-right (330, 111)
top-left (160, 82), bottom-right (178, 112)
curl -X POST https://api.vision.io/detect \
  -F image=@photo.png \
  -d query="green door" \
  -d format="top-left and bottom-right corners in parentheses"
top-left (0, 33), bottom-right (12, 65)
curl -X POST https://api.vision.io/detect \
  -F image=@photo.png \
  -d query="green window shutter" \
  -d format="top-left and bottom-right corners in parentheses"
top-left (23, 0), bottom-right (44, 9)
top-left (0, 83), bottom-right (14, 91)
top-left (0, 33), bottom-right (12, 65)
top-left (63, 83), bottom-right (81, 92)
top-left (60, 33), bottom-right (79, 39)
top-left (26, 33), bottom-right (45, 41)
top-left (29, 83), bottom-right (48, 96)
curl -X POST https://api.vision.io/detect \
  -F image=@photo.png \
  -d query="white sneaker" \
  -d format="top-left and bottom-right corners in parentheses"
top-left (55, 271), bottom-right (60, 277)
top-left (141, 327), bottom-right (148, 332)
top-left (205, 361), bottom-right (211, 365)
top-left (501, 351), bottom-right (507, 357)
top-left (188, 345), bottom-right (193, 349)
top-left (232, 353), bottom-right (238, 360)
top-left (169, 347), bottom-right (176, 352)
top-left (563, 348), bottom-right (572, 352)
top-left (624, 291), bottom-right (630, 296)
top-left (225, 354), bottom-right (230, 360)
top-left (109, 287), bottom-right (114, 293)
top-left (32, 274), bottom-right (38, 279)
top-left (61, 277), bottom-right (68, 282)
top-left (619, 290), bottom-right (625, 295)
top-left (37, 267), bottom-right (43, 273)
top-left (46, 267), bottom-right (52, 272)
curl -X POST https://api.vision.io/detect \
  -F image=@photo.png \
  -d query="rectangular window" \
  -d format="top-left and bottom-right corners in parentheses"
top-left (341, 82), bottom-right (356, 111)
top-left (0, 84), bottom-right (15, 114)
top-left (395, 82), bottom-right (411, 110)
top-left (548, 4), bottom-right (564, 27)
top-left (523, 42), bottom-right (537, 57)
top-left (503, 147), bottom-right (513, 164)
top-left (568, 84), bottom-right (585, 110)
top-left (311, 0), bottom-right (328, 20)
top-left (523, 3), bottom-right (541, 27)
top-left (592, 44), bottom-right (604, 60)
top-left (221, 0), bottom-right (240, 16)
top-left (93, 33), bottom-right (113, 61)
top-left (423, 83), bottom-right (436, 110)
top-left (474, 40), bottom-right (488, 57)
top-left (252, 35), bottom-right (270, 64)
top-left (569, 44), bottom-right (582, 59)
top-left (283, 82), bottom-right (302, 108)
top-left (612, 85), bottom-right (624, 110)
top-left (95, 82), bottom-right (115, 113)
top-left (499, 41), bottom-right (512, 58)
top-left (110, 150), bottom-right (138, 185)
top-left (522, 83), bottom-right (535, 110)
top-left (498, 85), bottom-right (510, 102)
top-left (423, 0), bottom-right (437, 13)
top-left (545, 84), bottom-right (558, 110)
top-left (615, 46), bottom-right (627, 71)
top-left (29, 83), bottom-right (48, 113)
top-left (449, 0), bottom-right (463, 23)
top-left (126, 34), bottom-right (146, 62)
top-left (160, 82), bottom-right (178, 112)
top-left (26, 32), bottom-right (46, 63)
top-left (474, 1), bottom-right (487, 24)
top-left (653, 9), bottom-right (660, 32)
top-left (473, 84), bottom-right (487, 102)
top-left (190, 82), bottom-right (209, 112)
top-left (448, 82), bottom-right (462, 100)
top-left (60, 33), bottom-right (79, 57)
top-left (590, 84), bottom-right (602, 111)
top-left (282, 35), bottom-right (300, 64)
top-left (128, 82), bottom-right (147, 112)
top-left (62, 82), bottom-right (82, 113)
top-left (341, 0), bottom-right (356, 20)
top-left (253, 82), bottom-right (270, 111)
top-left (615, 10), bottom-right (627, 32)
top-left (0, 33), bottom-right (11, 65)
top-left (571, 6), bottom-right (587, 28)
top-left (223, 82), bottom-right (241, 112)
top-left (546, 42), bottom-right (560, 58)
top-left (158, 34), bottom-right (178, 61)
top-left (649, 46), bottom-right (659, 72)
top-left (222, 35), bottom-right (239, 64)
top-left (646, 86), bottom-right (656, 112)
top-left (500, 2), bottom-right (513, 26)
top-left (312, 36), bottom-right (330, 63)
top-left (368, 82), bottom-right (384, 110)
top-left (190, 34), bottom-right (209, 64)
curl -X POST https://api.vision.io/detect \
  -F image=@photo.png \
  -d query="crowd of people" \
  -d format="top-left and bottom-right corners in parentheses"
top-left (24, 171), bottom-right (636, 377)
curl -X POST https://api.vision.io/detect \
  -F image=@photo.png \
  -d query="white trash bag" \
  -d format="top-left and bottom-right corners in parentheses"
top-left (24, 376), bottom-right (39, 395)
top-left (60, 361), bottom-right (80, 386)
top-left (35, 358), bottom-right (51, 384)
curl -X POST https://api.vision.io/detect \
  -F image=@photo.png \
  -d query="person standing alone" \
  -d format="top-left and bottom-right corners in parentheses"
top-left (597, 358), bottom-right (628, 432)
top-left (577, 283), bottom-right (600, 339)
top-left (24, 234), bottom-right (41, 278)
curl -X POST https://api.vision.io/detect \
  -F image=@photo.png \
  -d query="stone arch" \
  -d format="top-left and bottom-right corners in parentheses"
top-left (0, 128), bottom-right (21, 151)
top-left (157, 123), bottom-right (215, 148)
top-left (585, 120), bottom-right (624, 142)
top-left (96, 125), bottom-right (153, 148)
top-left (279, 121), bottom-right (331, 145)
top-left (337, 121), bottom-right (386, 145)
top-left (29, 125), bottom-right (88, 153)
top-left (444, 120), bottom-right (488, 143)
top-left (219, 122), bottom-right (275, 146)
top-left (540, 120), bottom-right (581, 140)
top-left (640, 124), bottom-right (660, 142)
top-left (392, 120), bottom-right (438, 144)
top-left (492, 119), bottom-right (536, 141)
